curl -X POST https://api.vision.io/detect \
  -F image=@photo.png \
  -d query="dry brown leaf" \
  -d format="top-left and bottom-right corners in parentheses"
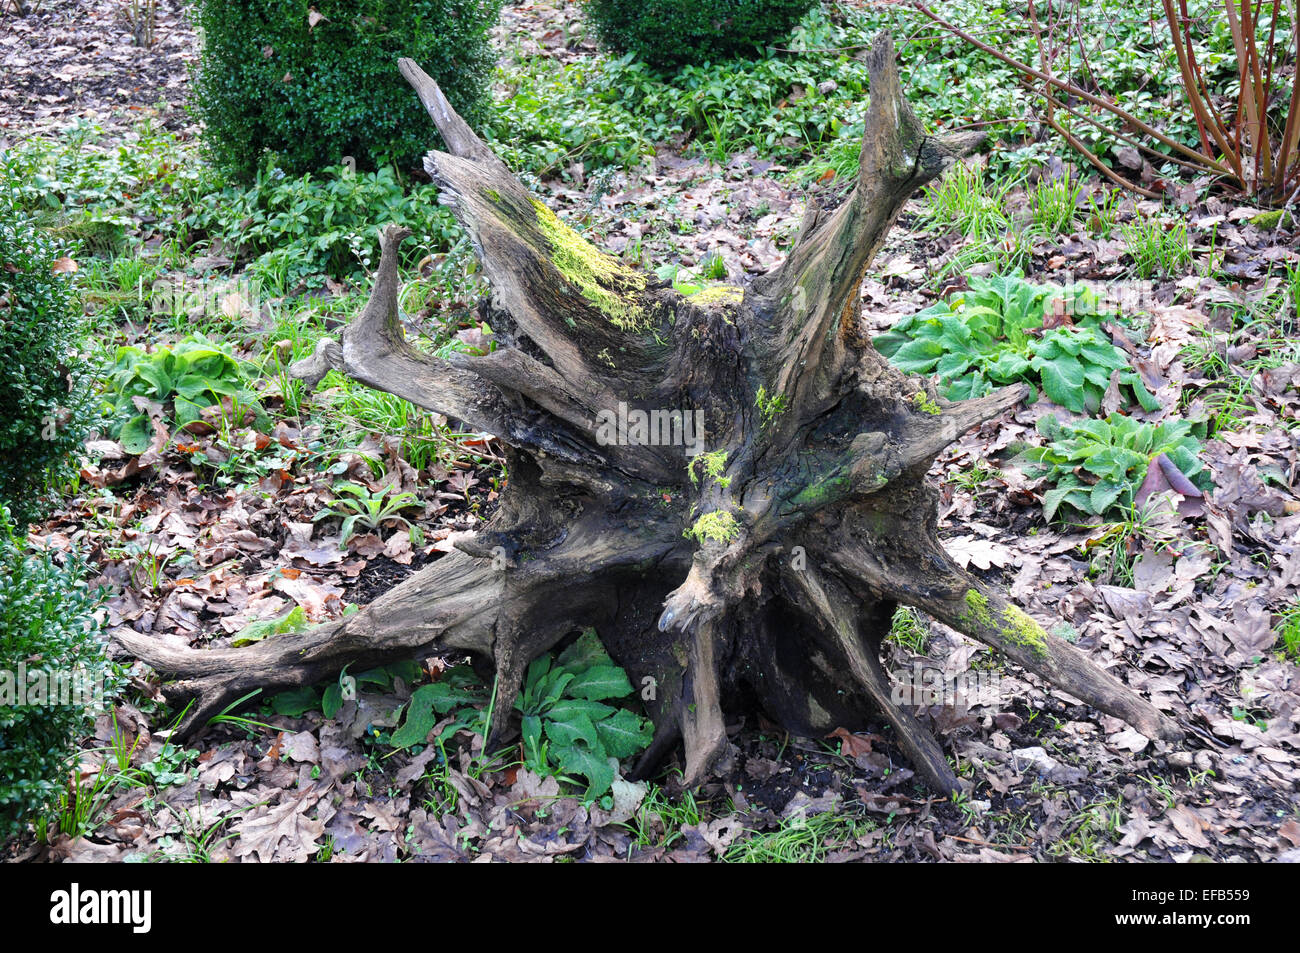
top-left (944, 535), bottom-right (1016, 570)
top-left (1147, 305), bottom-right (1206, 344)
top-left (1167, 805), bottom-right (1211, 849)
top-left (827, 726), bottom-right (876, 758)
top-left (231, 790), bottom-right (325, 862)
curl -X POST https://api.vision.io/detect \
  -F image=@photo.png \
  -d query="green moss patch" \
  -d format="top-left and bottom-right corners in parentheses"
top-left (686, 510), bottom-right (740, 545)
top-left (531, 199), bottom-right (647, 331)
top-left (690, 449), bottom-right (728, 486)
top-left (960, 589), bottom-right (1048, 657)
top-left (912, 391), bottom-right (942, 415)
top-left (687, 285), bottom-right (744, 307)
top-left (961, 589), bottom-right (995, 629)
top-left (999, 604), bottom-right (1049, 657)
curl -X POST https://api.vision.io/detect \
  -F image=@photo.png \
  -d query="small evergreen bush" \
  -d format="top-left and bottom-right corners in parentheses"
top-left (0, 190), bottom-right (96, 528)
top-left (0, 505), bottom-right (115, 842)
top-left (582, 0), bottom-right (817, 70)
top-left (190, 0), bottom-right (503, 183)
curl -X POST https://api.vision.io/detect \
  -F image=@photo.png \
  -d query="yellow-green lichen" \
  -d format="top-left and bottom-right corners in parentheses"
top-left (485, 188), bottom-right (502, 202)
top-left (961, 589), bottom-right (996, 629)
top-left (912, 391), bottom-right (942, 415)
top-left (685, 510), bottom-right (740, 545)
top-left (1250, 209), bottom-right (1291, 229)
top-left (962, 589), bottom-right (1047, 658)
top-left (687, 285), bottom-right (744, 307)
top-left (689, 449), bottom-right (728, 486)
top-left (530, 199), bottom-right (647, 331)
top-left (999, 604), bottom-right (1049, 657)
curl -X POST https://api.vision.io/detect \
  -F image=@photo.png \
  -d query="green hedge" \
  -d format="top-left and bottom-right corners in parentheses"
top-left (0, 191), bottom-right (96, 528)
top-left (0, 506), bottom-right (115, 842)
top-left (582, 0), bottom-right (817, 70)
top-left (190, 0), bottom-right (503, 182)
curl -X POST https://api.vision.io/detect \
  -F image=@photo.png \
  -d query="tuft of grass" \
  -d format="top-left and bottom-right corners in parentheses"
top-left (1284, 263), bottom-right (1300, 337)
top-left (938, 229), bottom-right (1036, 278)
top-left (1275, 600), bottom-right (1300, 662)
top-left (724, 809), bottom-right (873, 863)
top-left (1045, 793), bottom-right (1125, 860)
top-left (1080, 498), bottom-right (1195, 588)
top-left (1122, 217), bottom-right (1191, 279)
top-left (1031, 174), bottom-right (1082, 234)
top-left (952, 461), bottom-right (1000, 492)
top-left (622, 785), bottom-right (705, 851)
top-left (1177, 329), bottom-right (1263, 436)
top-left (317, 376), bottom-right (452, 473)
top-left (1084, 188), bottom-right (1123, 238)
top-left (924, 162), bottom-right (1019, 241)
top-left (887, 606), bottom-right (930, 654)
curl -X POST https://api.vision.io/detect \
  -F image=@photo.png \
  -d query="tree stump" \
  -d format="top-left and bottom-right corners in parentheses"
top-left (118, 35), bottom-right (1182, 794)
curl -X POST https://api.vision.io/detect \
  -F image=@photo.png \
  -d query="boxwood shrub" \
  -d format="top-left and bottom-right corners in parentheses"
top-left (190, 0), bottom-right (503, 182)
top-left (0, 505), bottom-right (116, 842)
top-left (582, 0), bottom-right (817, 70)
top-left (0, 190), bottom-right (96, 528)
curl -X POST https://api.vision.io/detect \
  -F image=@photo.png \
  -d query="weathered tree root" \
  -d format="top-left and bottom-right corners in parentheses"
top-left (117, 35), bottom-right (1182, 795)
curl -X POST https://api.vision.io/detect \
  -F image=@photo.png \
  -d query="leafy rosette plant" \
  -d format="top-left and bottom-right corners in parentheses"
top-left (874, 275), bottom-right (1158, 413)
top-left (104, 336), bottom-right (265, 451)
top-left (514, 631), bottom-right (653, 798)
top-left (386, 630), bottom-right (653, 798)
top-left (1020, 414), bottom-right (1209, 521)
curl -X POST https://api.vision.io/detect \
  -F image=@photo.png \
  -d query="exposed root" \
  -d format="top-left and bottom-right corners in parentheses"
top-left (679, 619), bottom-right (733, 787)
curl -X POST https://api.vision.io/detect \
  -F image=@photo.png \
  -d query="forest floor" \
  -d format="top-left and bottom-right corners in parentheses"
top-left (4, 1), bottom-right (1299, 862)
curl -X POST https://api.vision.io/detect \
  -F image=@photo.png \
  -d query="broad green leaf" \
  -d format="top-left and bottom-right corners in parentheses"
top-left (533, 669), bottom-right (576, 714)
top-left (270, 685), bottom-right (319, 717)
top-left (522, 714), bottom-right (543, 761)
top-left (386, 660), bottom-right (424, 686)
top-left (134, 361), bottom-right (173, 398)
top-left (935, 350), bottom-right (976, 381)
top-left (520, 654), bottom-right (552, 711)
top-left (546, 698), bottom-right (616, 723)
top-left (355, 667), bottom-right (393, 690)
top-left (391, 679), bottom-right (487, 746)
top-left (1036, 358), bottom-right (1086, 412)
top-left (556, 628), bottom-right (611, 675)
top-left (983, 351), bottom-right (1031, 381)
top-left (890, 338), bottom-right (944, 373)
top-left (566, 665), bottom-right (634, 701)
top-left (545, 711), bottom-right (599, 749)
top-left (174, 396), bottom-right (206, 425)
top-left (1130, 377), bottom-right (1162, 412)
top-left (414, 679), bottom-right (485, 715)
top-left (555, 741), bottom-right (615, 798)
top-left (389, 679), bottom-right (485, 749)
top-left (119, 414), bottom-right (153, 454)
top-left (1041, 485), bottom-right (1075, 523)
top-left (322, 681), bottom-right (344, 719)
top-left (1089, 481), bottom-right (1125, 515)
top-left (594, 708), bottom-right (654, 759)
